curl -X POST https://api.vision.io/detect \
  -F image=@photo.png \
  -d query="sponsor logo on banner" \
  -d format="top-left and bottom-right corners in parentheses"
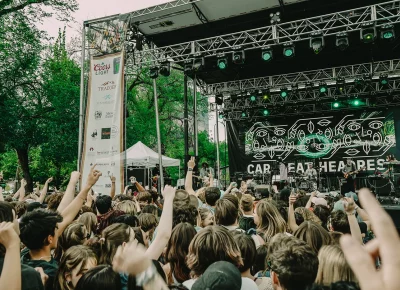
top-left (105, 112), bottom-right (114, 119)
top-left (105, 184), bottom-right (112, 188)
top-left (113, 57), bottom-right (121, 74)
top-left (95, 111), bottom-right (102, 120)
top-left (97, 148), bottom-right (119, 156)
top-left (111, 161), bottom-right (116, 166)
top-left (98, 81), bottom-right (116, 92)
top-left (101, 128), bottom-right (111, 139)
top-left (91, 130), bottom-right (98, 139)
top-left (94, 62), bottom-right (111, 75)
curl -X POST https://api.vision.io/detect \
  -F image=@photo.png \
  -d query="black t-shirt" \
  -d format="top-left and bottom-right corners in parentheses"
top-left (0, 256), bottom-right (44, 290)
top-left (239, 216), bottom-right (257, 232)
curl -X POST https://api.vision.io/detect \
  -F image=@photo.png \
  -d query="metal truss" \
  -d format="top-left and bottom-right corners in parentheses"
top-left (203, 59), bottom-right (400, 95)
top-left (223, 95), bottom-right (400, 120)
top-left (127, 0), bottom-right (400, 66)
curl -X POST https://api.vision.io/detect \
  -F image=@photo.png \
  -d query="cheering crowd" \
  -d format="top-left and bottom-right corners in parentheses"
top-left (0, 157), bottom-right (399, 290)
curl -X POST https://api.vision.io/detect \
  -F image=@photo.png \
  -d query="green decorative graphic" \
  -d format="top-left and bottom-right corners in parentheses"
top-left (297, 134), bottom-right (332, 158)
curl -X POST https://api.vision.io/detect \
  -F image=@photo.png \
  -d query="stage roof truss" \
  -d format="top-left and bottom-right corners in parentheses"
top-left (126, 0), bottom-right (400, 67)
top-left (203, 59), bottom-right (400, 94)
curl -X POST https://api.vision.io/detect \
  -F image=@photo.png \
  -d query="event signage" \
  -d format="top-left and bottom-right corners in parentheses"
top-left (81, 52), bottom-right (125, 194)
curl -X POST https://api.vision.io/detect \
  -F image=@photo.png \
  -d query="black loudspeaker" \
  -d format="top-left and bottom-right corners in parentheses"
top-left (127, 167), bottom-right (148, 187)
top-left (382, 205), bottom-right (400, 234)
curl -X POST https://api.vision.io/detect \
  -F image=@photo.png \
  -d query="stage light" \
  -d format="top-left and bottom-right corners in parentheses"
top-left (360, 22), bottom-right (376, 44)
top-left (193, 56), bottom-right (205, 71)
top-left (217, 55), bottom-right (228, 70)
top-left (283, 43), bottom-right (295, 58)
top-left (184, 60), bottom-right (193, 74)
top-left (215, 94), bottom-right (223, 105)
top-left (310, 32), bottom-right (325, 54)
top-left (219, 112), bottom-right (224, 119)
top-left (352, 99), bottom-right (361, 106)
top-left (233, 50), bottom-right (245, 65)
top-left (250, 95), bottom-right (257, 102)
top-left (149, 66), bottom-right (159, 79)
top-left (305, 82), bottom-right (313, 91)
top-left (336, 32), bottom-right (349, 51)
top-left (380, 74), bottom-right (389, 86)
top-left (135, 34), bottom-right (144, 51)
top-left (241, 111), bottom-right (247, 117)
top-left (354, 78), bottom-right (364, 89)
top-left (319, 82), bottom-right (327, 94)
top-left (280, 87), bottom-right (288, 98)
top-left (261, 48), bottom-right (273, 62)
top-left (262, 109), bottom-right (269, 116)
top-left (381, 24), bottom-right (395, 40)
top-left (336, 77), bottom-right (345, 93)
top-left (332, 101), bottom-right (341, 109)
top-left (291, 83), bottom-right (299, 92)
top-left (159, 61), bottom-right (170, 77)
top-left (262, 89), bottom-right (270, 100)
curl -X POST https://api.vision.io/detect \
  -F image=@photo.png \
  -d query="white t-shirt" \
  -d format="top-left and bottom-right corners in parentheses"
top-left (183, 277), bottom-right (258, 290)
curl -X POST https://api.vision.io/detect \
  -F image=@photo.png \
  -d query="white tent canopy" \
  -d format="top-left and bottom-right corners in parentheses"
top-left (125, 141), bottom-right (180, 168)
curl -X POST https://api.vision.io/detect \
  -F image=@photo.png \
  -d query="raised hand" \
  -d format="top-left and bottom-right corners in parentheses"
top-left (289, 194), bottom-right (297, 205)
top-left (70, 171), bottom-right (81, 183)
top-left (0, 222), bottom-right (20, 250)
top-left (87, 164), bottom-right (102, 186)
top-left (110, 174), bottom-right (116, 183)
top-left (112, 240), bottom-right (151, 276)
top-left (46, 177), bottom-right (53, 184)
top-left (35, 267), bottom-right (48, 286)
top-left (341, 188), bottom-right (400, 290)
top-left (21, 179), bottom-right (27, 187)
top-left (343, 197), bottom-right (355, 213)
top-left (187, 156), bottom-right (195, 170)
top-left (162, 185), bottom-right (176, 201)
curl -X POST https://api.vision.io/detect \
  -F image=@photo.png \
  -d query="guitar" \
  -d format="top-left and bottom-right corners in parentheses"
top-left (343, 166), bottom-right (366, 179)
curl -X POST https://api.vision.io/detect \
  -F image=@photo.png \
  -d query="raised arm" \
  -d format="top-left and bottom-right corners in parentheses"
top-left (135, 180), bottom-right (146, 193)
top-left (0, 187), bottom-right (4, 202)
top-left (38, 177), bottom-right (52, 204)
top-left (0, 222), bottom-right (21, 290)
top-left (145, 185), bottom-right (175, 260)
top-left (185, 157), bottom-right (196, 195)
top-left (13, 180), bottom-right (23, 199)
top-left (57, 172), bottom-right (80, 213)
top-left (305, 191), bottom-right (317, 209)
top-left (57, 166), bottom-right (101, 236)
top-left (288, 195), bottom-right (299, 232)
top-left (110, 175), bottom-right (116, 200)
top-left (344, 197), bottom-right (363, 244)
top-left (18, 179), bottom-right (26, 201)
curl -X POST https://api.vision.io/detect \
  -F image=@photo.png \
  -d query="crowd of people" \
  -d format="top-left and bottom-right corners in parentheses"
top-left (0, 157), bottom-right (399, 290)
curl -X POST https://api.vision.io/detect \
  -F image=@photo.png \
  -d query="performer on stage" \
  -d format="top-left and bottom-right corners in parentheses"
top-left (342, 158), bottom-right (357, 193)
top-left (305, 163), bottom-right (317, 179)
top-left (200, 162), bottom-right (214, 179)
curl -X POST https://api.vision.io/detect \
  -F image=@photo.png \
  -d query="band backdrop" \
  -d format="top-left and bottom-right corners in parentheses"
top-left (80, 52), bottom-right (125, 194)
top-left (228, 109), bottom-right (399, 179)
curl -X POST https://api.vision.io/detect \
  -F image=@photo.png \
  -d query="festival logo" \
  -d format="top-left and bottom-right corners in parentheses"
top-left (98, 81), bottom-right (116, 92)
top-left (101, 128), bottom-right (111, 139)
top-left (95, 111), bottom-right (102, 120)
top-left (94, 62), bottom-right (111, 75)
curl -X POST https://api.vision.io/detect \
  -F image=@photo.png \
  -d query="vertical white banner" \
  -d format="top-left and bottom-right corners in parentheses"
top-left (81, 52), bottom-right (125, 195)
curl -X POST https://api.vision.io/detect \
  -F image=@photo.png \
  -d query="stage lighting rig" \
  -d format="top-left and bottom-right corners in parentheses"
top-left (217, 54), bottom-right (228, 70)
top-left (250, 94), bottom-right (257, 102)
top-left (336, 32), bottom-right (349, 51)
top-left (380, 74), bottom-right (389, 87)
top-left (215, 94), bottom-right (223, 105)
top-left (193, 56), bottom-right (205, 71)
top-left (283, 43), bottom-right (295, 58)
top-left (184, 60), bottom-right (193, 74)
top-left (331, 101), bottom-right (342, 109)
top-left (241, 111), bottom-right (248, 118)
top-left (310, 32), bottom-right (325, 54)
top-left (233, 50), bottom-right (245, 65)
top-left (354, 78), bottom-right (364, 89)
top-left (219, 112), bottom-right (224, 119)
top-left (336, 77), bottom-right (345, 93)
top-left (262, 108), bottom-right (270, 116)
top-left (360, 22), bottom-right (376, 44)
top-left (319, 82), bottom-right (328, 94)
top-left (149, 66), bottom-right (159, 79)
top-left (280, 87), bottom-right (288, 98)
top-left (261, 47), bottom-right (273, 62)
top-left (269, 12), bottom-right (281, 24)
top-left (262, 89), bottom-right (270, 100)
top-left (291, 83), bottom-right (299, 93)
top-left (305, 82), bottom-right (314, 92)
top-left (159, 61), bottom-right (170, 77)
top-left (381, 24), bottom-right (395, 40)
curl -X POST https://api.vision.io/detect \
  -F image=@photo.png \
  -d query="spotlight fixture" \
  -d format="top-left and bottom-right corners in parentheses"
top-left (217, 55), bottom-right (228, 70)
top-left (261, 47), bottom-right (273, 62)
top-left (283, 43), bottom-right (295, 58)
top-left (232, 50), bottom-right (245, 65)
top-left (250, 94), bottom-right (257, 102)
top-left (193, 56), bottom-right (205, 71)
top-left (354, 78), bottom-right (365, 89)
top-left (159, 61), bottom-right (171, 77)
top-left (381, 24), bottom-right (395, 40)
top-left (336, 32), bottom-right (349, 51)
top-left (215, 94), bottom-right (223, 105)
top-left (380, 74), bottom-right (389, 86)
top-left (280, 87), bottom-right (288, 98)
top-left (310, 32), bottom-right (325, 54)
top-left (291, 83), bottom-right (299, 93)
top-left (269, 12), bottom-right (281, 24)
top-left (319, 82), bottom-right (328, 94)
top-left (332, 101), bottom-right (342, 109)
top-left (351, 99), bottom-right (361, 107)
top-left (336, 77), bottom-right (345, 93)
top-left (262, 108), bottom-right (270, 116)
top-left (149, 66), bottom-right (159, 79)
top-left (184, 60), bottom-right (193, 74)
top-left (262, 89), bottom-right (270, 100)
top-left (360, 22), bottom-right (376, 44)
top-left (135, 34), bottom-right (144, 51)
top-left (219, 112), bottom-right (224, 119)
top-left (305, 82), bottom-right (314, 91)
top-left (241, 111), bottom-right (248, 118)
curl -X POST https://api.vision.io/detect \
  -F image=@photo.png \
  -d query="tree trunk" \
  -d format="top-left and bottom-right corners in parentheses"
top-left (16, 148), bottom-right (33, 192)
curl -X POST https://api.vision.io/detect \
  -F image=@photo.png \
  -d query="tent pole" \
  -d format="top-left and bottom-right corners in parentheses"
top-left (77, 23), bottom-right (86, 181)
top-left (184, 75), bottom-right (189, 175)
top-left (152, 76), bottom-right (164, 192)
top-left (193, 75), bottom-right (198, 157)
top-left (215, 108), bottom-right (220, 184)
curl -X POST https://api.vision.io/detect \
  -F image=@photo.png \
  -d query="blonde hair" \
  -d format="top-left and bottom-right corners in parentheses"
top-left (77, 212), bottom-right (97, 236)
top-left (54, 222), bottom-right (88, 261)
top-left (197, 207), bottom-right (213, 227)
top-left (138, 213), bottom-right (158, 232)
top-left (293, 221), bottom-right (332, 254)
top-left (315, 245), bottom-right (357, 286)
top-left (256, 199), bottom-right (287, 242)
top-left (114, 200), bottom-right (137, 216)
top-left (295, 207), bottom-right (322, 225)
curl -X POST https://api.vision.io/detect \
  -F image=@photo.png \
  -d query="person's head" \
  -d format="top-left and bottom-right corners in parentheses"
top-left (137, 191), bottom-right (152, 206)
top-left (47, 193), bottom-right (64, 211)
top-left (197, 207), bottom-right (214, 228)
top-left (173, 204), bottom-right (197, 228)
top-left (114, 200), bottom-right (137, 216)
top-left (138, 213), bottom-right (158, 246)
top-left (294, 196), bottom-right (309, 209)
top-left (186, 225), bottom-right (243, 278)
top-left (192, 261), bottom-right (242, 290)
top-left (240, 194), bottom-right (254, 213)
top-left (313, 205), bottom-right (331, 228)
top-left (110, 214), bottom-right (139, 228)
top-left (141, 204), bottom-right (158, 216)
top-left (315, 245), bottom-right (357, 286)
top-left (295, 207), bottom-right (322, 225)
top-left (77, 212), bottom-right (97, 237)
top-left (267, 234), bottom-right (319, 290)
top-left (95, 195), bottom-right (112, 215)
top-left (189, 195), bottom-right (199, 209)
top-left (55, 222), bottom-right (88, 261)
top-left (98, 223), bottom-right (135, 265)
top-left (215, 197), bottom-right (239, 226)
top-left (75, 265), bottom-right (121, 290)
top-left (293, 221), bottom-right (332, 254)
top-left (14, 201), bottom-right (27, 218)
top-left (165, 222), bottom-right (197, 283)
top-left (254, 185), bottom-right (270, 201)
top-left (279, 188), bottom-right (291, 202)
top-left (0, 201), bottom-right (19, 256)
top-left (20, 209), bottom-right (63, 250)
top-left (232, 232), bottom-right (256, 273)
top-left (55, 245), bottom-right (97, 290)
top-left (346, 158), bottom-right (352, 166)
top-left (253, 244), bottom-right (268, 276)
top-left (254, 199), bottom-right (287, 241)
top-left (174, 189), bottom-right (190, 207)
top-left (204, 187), bottom-right (220, 206)
top-left (113, 194), bottom-right (132, 202)
top-left (308, 163), bottom-right (313, 169)
top-left (329, 210), bottom-right (350, 234)
top-left (202, 162), bottom-right (208, 168)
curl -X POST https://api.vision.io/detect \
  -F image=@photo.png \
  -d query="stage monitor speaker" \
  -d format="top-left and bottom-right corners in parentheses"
top-left (382, 205), bottom-right (400, 235)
